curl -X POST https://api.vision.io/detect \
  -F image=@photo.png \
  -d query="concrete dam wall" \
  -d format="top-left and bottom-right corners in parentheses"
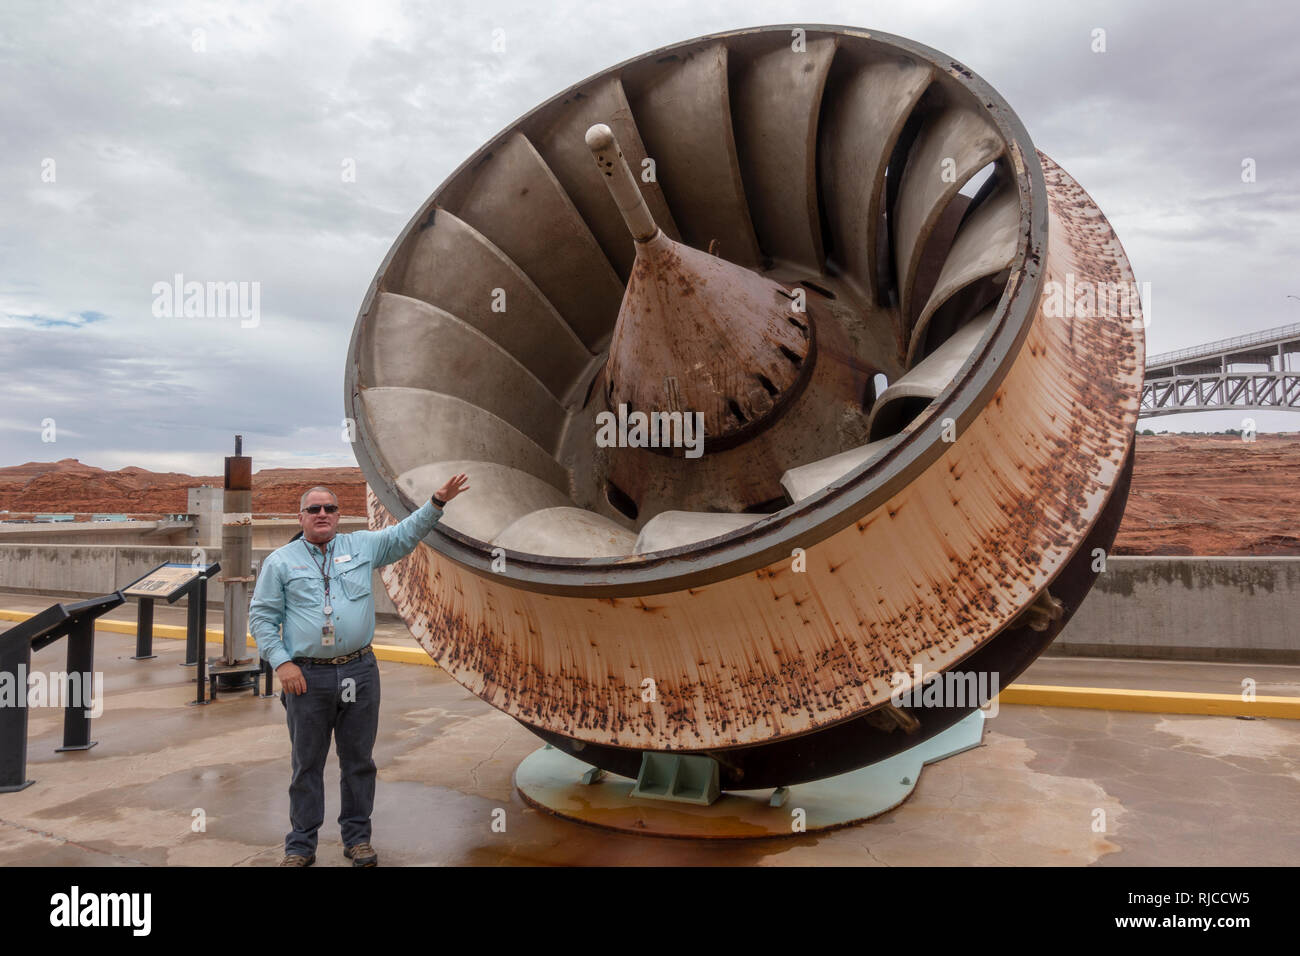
top-left (0, 548), bottom-right (1295, 662)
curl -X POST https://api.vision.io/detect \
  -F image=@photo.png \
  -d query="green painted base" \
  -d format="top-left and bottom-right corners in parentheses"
top-left (515, 710), bottom-right (986, 838)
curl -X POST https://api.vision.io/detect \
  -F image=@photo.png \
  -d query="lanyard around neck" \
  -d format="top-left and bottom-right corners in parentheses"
top-left (303, 538), bottom-right (334, 593)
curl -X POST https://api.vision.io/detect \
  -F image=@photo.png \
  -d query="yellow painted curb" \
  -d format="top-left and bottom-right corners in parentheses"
top-left (0, 608), bottom-right (437, 669)
top-left (1, 609), bottom-right (43, 623)
top-left (999, 684), bottom-right (1299, 719)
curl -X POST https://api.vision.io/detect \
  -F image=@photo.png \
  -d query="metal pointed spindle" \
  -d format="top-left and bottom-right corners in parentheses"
top-left (585, 123), bottom-right (659, 243)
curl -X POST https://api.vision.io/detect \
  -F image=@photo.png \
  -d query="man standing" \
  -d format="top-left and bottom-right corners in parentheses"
top-left (251, 476), bottom-right (469, 867)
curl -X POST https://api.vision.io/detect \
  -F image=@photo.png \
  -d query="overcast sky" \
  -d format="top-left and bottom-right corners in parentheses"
top-left (2, 0), bottom-right (1297, 474)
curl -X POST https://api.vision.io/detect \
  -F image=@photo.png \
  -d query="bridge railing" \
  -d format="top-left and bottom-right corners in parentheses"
top-left (1146, 322), bottom-right (1300, 369)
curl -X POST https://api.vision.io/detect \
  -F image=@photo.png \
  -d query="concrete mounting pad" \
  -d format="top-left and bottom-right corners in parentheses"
top-left (515, 711), bottom-right (986, 838)
top-left (0, 611), bottom-right (1298, 865)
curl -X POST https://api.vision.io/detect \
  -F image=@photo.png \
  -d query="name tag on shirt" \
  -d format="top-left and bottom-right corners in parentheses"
top-left (334, 554), bottom-right (352, 565)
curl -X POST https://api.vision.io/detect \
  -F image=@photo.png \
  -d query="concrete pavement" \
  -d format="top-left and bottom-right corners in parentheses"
top-left (1, 607), bottom-right (1297, 866)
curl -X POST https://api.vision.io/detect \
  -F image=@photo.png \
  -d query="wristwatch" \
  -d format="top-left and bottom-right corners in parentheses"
top-left (432, 495), bottom-right (446, 509)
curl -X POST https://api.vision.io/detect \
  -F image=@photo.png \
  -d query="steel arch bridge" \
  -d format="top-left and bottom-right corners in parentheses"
top-left (1141, 322), bottom-right (1300, 418)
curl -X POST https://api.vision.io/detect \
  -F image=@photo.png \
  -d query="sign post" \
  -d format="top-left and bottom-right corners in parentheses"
top-left (0, 594), bottom-right (124, 791)
top-left (213, 435), bottom-right (259, 693)
top-left (121, 562), bottom-right (219, 664)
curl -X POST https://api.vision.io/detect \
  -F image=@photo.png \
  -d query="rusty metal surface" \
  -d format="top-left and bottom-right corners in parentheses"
top-left (364, 149), bottom-right (1142, 753)
top-left (346, 26), bottom-right (1143, 770)
top-left (604, 230), bottom-right (813, 448)
top-left (349, 26), bottom-right (1048, 594)
top-left (524, 443), bottom-right (1136, 789)
top-left (222, 445), bottom-right (253, 666)
top-left (594, 289), bottom-right (869, 517)
top-left (224, 455), bottom-right (252, 492)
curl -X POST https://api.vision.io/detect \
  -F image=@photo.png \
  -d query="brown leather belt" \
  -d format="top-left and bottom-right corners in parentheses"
top-left (293, 646), bottom-right (372, 666)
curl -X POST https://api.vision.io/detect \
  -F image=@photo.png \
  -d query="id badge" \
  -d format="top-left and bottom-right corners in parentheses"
top-left (322, 623), bottom-right (335, 647)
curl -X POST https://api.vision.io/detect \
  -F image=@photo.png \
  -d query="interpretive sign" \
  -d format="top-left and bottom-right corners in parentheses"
top-left (123, 563), bottom-right (201, 601)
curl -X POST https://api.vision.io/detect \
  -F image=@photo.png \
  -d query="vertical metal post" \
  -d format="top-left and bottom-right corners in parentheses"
top-left (0, 639), bottom-right (34, 791)
top-left (183, 584), bottom-right (199, 667)
top-left (194, 575), bottom-right (209, 704)
top-left (55, 616), bottom-right (96, 752)
top-left (133, 598), bottom-right (156, 660)
top-left (220, 435), bottom-right (254, 682)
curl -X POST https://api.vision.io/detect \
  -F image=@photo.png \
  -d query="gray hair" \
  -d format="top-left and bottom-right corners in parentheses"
top-left (299, 486), bottom-right (339, 511)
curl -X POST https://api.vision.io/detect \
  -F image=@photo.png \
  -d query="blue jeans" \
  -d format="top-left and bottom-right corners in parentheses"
top-left (280, 650), bottom-right (381, 856)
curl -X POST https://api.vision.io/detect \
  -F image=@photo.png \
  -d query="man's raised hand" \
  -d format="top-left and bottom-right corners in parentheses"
top-left (435, 472), bottom-right (470, 504)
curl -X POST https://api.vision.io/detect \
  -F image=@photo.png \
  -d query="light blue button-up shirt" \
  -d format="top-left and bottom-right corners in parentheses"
top-left (250, 500), bottom-right (442, 669)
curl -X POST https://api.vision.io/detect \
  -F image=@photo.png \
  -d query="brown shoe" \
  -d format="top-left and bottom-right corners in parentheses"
top-left (344, 843), bottom-right (378, 867)
top-left (279, 853), bottom-right (315, 866)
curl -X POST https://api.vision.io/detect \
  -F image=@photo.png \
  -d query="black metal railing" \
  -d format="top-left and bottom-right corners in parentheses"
top-left (0, 594), bottom-right (123, 791)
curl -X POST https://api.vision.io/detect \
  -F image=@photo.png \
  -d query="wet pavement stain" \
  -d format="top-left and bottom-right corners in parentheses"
top-left (3, 630), bottom-right (1297, 865)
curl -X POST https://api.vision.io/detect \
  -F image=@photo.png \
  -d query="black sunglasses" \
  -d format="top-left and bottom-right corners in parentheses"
top-left (302, 504), bottom-right (339, 515)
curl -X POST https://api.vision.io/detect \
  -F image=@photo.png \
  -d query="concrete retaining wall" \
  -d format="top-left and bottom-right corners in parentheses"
top-left (0, 516), bottom-right (368, 549)
top-left (0, 521), bottom-right (194, 546)
top-left (1, 546), bottom-right (1296, 661)
top-left (0, 543), bottom-right (399, 618)
top-left (1053, 556), bottom-right (1300, 663)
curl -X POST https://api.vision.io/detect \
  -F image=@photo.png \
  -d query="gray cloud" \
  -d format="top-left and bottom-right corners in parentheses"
top-left (1, 0), bottom-right (1297, 476)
